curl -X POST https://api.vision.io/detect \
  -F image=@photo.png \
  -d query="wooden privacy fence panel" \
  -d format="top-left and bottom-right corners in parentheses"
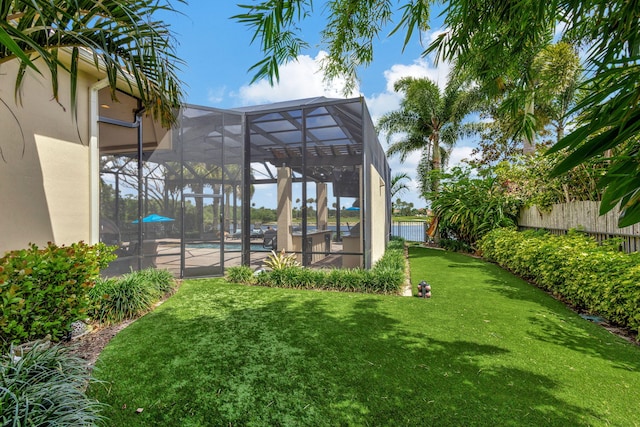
top-left (518, 201), bottom-right (640, 253)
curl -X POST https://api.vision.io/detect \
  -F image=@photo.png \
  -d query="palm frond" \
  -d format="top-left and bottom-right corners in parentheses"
top-left (0, 0), bottom-right (185, 127)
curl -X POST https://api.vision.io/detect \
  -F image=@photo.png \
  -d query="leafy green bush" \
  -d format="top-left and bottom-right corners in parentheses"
top-left (438, 238), bottom-right (472, 253)
top-left (492, 151), bottom-right (604, 211)
top-left (479, 228), bottom-right (640, 334)
top-left (324, 268), bottom-right (362, 291)
top-left (1, 342), bottom-right (107, 425)
top-left (431, 166), bottom-right (520, 249)
top-left (88, 269), bottom-right (177, 326)
top-left (0, 242), bottom-right (116, 351)
top-left (372, 249), bottom-right (404, 271)
top-left (225, 266), bottom-right (256, 284)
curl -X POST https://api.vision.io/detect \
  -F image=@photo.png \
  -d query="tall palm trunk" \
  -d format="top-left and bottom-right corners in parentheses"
top-left (523, 94), bottom-right (536, 154)
top-left (431, 136), bottom-right (442, 196)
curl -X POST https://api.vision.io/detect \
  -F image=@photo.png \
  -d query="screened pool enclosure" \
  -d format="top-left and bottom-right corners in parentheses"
top-left (99, 94), bottom-right (391, 277)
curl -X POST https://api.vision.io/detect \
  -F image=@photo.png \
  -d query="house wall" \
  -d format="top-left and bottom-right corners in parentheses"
top-left (369, 164), bottom-right (387, 265)
top-left (0, 60), bottom-right (93, 254)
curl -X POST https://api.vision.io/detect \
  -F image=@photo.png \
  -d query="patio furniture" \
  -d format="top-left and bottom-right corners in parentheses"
top-left (263, 228), bottom-right (277, 249)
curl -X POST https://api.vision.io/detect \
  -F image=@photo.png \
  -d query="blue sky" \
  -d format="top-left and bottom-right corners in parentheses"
top-left (162, 2), bottom-right (478, 209)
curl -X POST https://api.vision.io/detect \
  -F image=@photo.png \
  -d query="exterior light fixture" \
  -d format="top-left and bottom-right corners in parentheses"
top-left (417, 280), bottom-right (432, 298)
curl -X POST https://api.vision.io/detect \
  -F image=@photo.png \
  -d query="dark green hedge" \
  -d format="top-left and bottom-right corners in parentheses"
top-left (0, 242), bottom-right (115, 352)
top-left (479, 228), bottom-right (640, 334)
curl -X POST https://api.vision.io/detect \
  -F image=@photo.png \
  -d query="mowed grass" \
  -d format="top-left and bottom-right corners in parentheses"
top-left (89, 247), bottom-right (640, 426)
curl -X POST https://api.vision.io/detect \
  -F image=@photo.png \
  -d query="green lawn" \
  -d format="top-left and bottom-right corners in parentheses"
top-left (392, 215), bottom-right (428, 222)
top-left (89, 248), bottom-right (640, 426)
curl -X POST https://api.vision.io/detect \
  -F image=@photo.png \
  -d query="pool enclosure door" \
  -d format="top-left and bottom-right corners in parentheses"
top-left (182, 194), bottom-right (224, 277)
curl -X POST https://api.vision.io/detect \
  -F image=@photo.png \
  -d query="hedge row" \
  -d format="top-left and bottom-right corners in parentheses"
top-left (479, 228), bottom-right (640, 334)
top-left (226, 240), bottom-right (406, 294)
top-left (0, 242), bottom-right (115, 352)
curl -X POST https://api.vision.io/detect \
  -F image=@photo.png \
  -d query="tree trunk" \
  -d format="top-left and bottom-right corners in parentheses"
top-left (431, 138), bottom-right (441, 196)
top-left (431, 137), bottom-right (441, 243)
top-left (523, 95), bottom-right (536, 155)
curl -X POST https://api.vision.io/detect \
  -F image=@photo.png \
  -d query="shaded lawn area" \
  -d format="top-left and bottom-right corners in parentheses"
top-left (89, 248), bottom-right (640, 426)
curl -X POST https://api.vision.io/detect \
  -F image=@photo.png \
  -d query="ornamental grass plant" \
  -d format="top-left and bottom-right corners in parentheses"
top-left (1, 342), bottom-right (106, 426)
top-left (88, 268), bottom-right (177, 326)
top-left (227, 242), bottom-right (406, 294)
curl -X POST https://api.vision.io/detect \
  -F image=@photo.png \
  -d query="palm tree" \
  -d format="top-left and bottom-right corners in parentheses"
top-left (531, 42), bottom-right (582, 143)
top-left (377, 76), bottom-right (478, 197)
top-left (0, 0), bottom-right (183, 127)
top-left (390, 172), bottom-right (411, 200)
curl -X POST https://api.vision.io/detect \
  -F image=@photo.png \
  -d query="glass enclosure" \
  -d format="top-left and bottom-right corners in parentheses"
top-left (99, 94), bottom-right (389, 277)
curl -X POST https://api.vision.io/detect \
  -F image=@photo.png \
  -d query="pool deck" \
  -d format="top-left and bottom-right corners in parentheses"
top-left (147, 238), bottom-right (347, 277)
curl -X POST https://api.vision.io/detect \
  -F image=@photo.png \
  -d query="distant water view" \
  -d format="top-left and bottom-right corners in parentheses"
top-left (314, 222), bottom-right (427, 242)
top-left (391, 221), bottom-right (427, 242)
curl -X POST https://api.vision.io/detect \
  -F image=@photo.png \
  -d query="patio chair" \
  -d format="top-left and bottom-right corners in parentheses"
top-left (263, 228), bottom-right (277, 249)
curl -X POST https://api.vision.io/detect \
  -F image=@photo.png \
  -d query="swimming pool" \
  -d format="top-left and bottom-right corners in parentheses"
top-left (186, 242), bottom-right (270, 252)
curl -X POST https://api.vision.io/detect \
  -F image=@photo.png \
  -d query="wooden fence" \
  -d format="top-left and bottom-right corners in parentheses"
top-left (518, 201), bottom-right (640, 253)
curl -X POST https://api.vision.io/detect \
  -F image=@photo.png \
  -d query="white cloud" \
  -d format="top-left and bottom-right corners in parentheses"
top-left (446, 145), bottom-right (478, 170)
top-left (381, 57), bottom-right (452, 93)
top-left (234, 52), bottom-right (360, 106)
top-left (233, 40), bottom-right (458, 208)
top-left (207, 86), bottom-right (226, 104)
top-left (365, 91), bottom-right (402, 123)
top-left (367, 42), bottom-right (456, 207)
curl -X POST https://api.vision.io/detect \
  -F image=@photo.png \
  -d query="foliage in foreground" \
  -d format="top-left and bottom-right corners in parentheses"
top-left (226, 240), bottom-right (406, 294)
top-left (431, 166), bottom-right (520, 249)
top-left (0, 242), bottom-right (115, 352)
top-left (88, 268), bottom-right (177, 326)
top-left (490, 151), bottom-right (604, 210)
top-left (1, 342), bottom-right (106, 426)
top-left (479, 228), bottom-right (640, 335)
top-left (1, 0), bottom-right (184, 127)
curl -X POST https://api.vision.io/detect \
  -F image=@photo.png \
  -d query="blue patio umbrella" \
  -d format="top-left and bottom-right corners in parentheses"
top-left (132, 214), bottom-right (175, 223)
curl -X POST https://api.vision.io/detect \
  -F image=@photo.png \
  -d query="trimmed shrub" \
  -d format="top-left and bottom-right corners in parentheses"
top-left (438, 238), bottom-right (472, 253)
top-left (324, 268), bottom-right (363, 292)
top-left (479, 228), bottom-right (640, 334)
top-left (370, 267), bottom-right (405, 293)
top-left (1, 342), bottom-right (107, 425)
top-left (373, 249), bottom-right (405, 271)
top-left (0, 242), bottom-right (115, 351)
